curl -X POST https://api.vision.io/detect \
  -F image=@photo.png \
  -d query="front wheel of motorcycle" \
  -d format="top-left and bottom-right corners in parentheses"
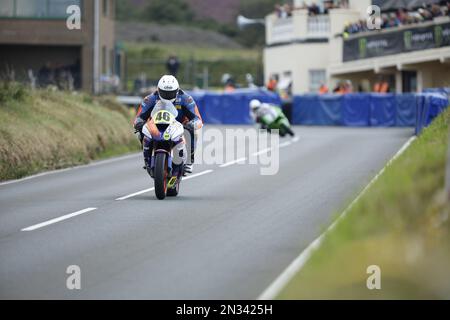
top-left (281, 124), bottom-right (295, 137)
top-left (154, 152), bottom-right (168, 200)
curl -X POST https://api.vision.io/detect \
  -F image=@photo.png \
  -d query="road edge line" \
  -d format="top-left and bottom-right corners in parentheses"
top-left (257, 135), bottom-right (417, 300)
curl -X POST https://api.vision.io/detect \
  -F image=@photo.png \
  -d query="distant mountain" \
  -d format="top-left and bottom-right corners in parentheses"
top-left (119, 0), bottom-right (242, 25)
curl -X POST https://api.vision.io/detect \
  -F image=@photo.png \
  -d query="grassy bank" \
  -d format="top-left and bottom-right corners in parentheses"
top-left (0, 83), bottom-right (140, 181)
top-left (278, 107), bottom-right (450, 299)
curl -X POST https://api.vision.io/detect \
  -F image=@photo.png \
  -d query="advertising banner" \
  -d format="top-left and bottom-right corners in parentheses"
top-left (343, 22), bottom-right (450, 62)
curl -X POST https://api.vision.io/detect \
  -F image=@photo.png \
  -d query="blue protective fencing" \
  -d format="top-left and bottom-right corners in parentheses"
top-left (292, 93), bottom-right (448, 133)
top-left (188, 89), bottom-right (281, 125)
top-left (415, 92), bottom-right (449, 134)
top-left (186, 89), bottom-right (447, 134)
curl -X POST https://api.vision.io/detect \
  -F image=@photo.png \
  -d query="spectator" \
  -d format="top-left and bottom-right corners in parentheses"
top-left (224, 79), bottom-right (236, 92)
top-left (374, 78), bottom-right (390, 93)
top-left (37, 62), bottom-right (54, 88)
top-left (332, 80), bottom-right (353, 94)
top-left (319, 83), bottom-right (329, 94)
top-left (323, 0), bottom-right (335, 14)
top-left (221, 73), bottom-right (236, 92)
top-left (69, 59), bottom-right (81, 90)
top-left (283, 3), bottom-right (293, 17)
top-left (275, 3), bottom-right (290, 18)
top-left (246, 73), bottom-right (258, 89)
top-left (166, 55), bottom-right (180, 77)
top-left (267, 74), bottom-right (278, 92)
top-left (308, 2), bottom-right (320, 16)
top-left (343, 1), bottom-right (450, 35)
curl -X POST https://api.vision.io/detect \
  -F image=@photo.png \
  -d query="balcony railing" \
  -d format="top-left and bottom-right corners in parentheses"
top-left (271, 17), bottom-right (294, 44)
top-left (267, 11), bottom-right (331, 45)
top-left (307, 16), bottom-right (330, 39)
top-left (267, 9), bottom-right (361, 46)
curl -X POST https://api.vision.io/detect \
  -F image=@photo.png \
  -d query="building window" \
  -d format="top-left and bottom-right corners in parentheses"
top-left (103, 0), bottom-right (108, 17)
top-left (16, 0), bottom-right (47, 17)
top-left (0, 0), bottom-right (81, 18)
top-left (0, 0), bottom-right (15, 17)
top-left (309, 69), bottom-right (326, 93)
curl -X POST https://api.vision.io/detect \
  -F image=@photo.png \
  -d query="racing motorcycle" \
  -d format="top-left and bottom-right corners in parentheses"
top-left (258, 105), bottom-right (295, 137)
top-left (142, 101), bottom-right (186, 200)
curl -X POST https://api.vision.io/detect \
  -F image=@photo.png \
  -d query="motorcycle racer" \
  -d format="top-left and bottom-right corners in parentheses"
top-left (249, 99), bottom-right (295, 137)
top-left (134, 75), bottom-right (203, 175)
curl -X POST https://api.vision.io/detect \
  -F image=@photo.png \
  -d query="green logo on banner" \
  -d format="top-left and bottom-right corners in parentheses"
top-left (359, 38), bottom-right (367, 58)
top-left (404, 31), bottom-right (412, 50)
top-left (435, 26), bottom-right (443, 47)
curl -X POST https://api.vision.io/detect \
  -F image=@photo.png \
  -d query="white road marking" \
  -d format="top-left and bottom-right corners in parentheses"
top-left (116, 170), bottom-right (214, 200)
top-left (251, 136), bottom-right (298, 156)
top-left (279, 141), bottom-right (292, 148)
top-left (21, 207), bottom-right (97, 231)
top-left (115, 187), bottom-right (155, 201)
top-left (219, 158), bottom-right (247, 168)
top-left (258, 135), bottom-right (417, 300)
top-left (182, 169), bottom-right (214, 180)
top-left (252, 148), bottom-right (272, 156)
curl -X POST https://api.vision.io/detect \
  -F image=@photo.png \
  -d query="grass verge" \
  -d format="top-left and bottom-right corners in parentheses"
top-left (0, 83), bottom-right (140, 181)
top-left (124, 42), bottom-right (261, 88)
top-left (278, 107), bottom-right (450, 299)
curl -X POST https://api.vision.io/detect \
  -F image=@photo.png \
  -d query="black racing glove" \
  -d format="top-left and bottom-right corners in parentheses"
top-left (134, 117), bottom-right (145, 133)
top-left (185, 119), bottom-right (200, 131)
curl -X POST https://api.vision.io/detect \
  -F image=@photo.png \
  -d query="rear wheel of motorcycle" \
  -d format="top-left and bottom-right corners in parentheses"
top-left (154, 153), bottom-right (167, 200)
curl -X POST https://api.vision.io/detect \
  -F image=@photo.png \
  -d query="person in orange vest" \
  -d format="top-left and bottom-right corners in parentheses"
top-left (319, 83), bottom-right (329, 94)
top-left (374, 77), bottom-right (390, 93)
top-left (267, 75), bottom-right (278, 92)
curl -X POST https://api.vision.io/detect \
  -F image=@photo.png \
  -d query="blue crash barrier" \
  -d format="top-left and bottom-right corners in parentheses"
top-left (188, 89), bottom-right (281, 125)
top-left (292, 92), bottom-right (448, 133)
top-left (416, 92), bottom-right (449, 135)
top-left (188, 90), bottom-right (447, 133)
top-left (342, 94), bottom-right (370, 127)
top-left (292, 94), bottom-right (342, 126)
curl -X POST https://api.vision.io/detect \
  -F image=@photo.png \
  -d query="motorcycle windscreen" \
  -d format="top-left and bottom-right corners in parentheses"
top-left (151, 100), bottom-right (178, 119)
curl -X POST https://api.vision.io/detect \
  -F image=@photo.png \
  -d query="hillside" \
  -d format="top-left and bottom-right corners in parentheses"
top-left (120, 0), bottom-right (242, 24)
top-left (116, 22), bottom-right (242, 49)
top-left (185, 0), bottom-right (241, 24)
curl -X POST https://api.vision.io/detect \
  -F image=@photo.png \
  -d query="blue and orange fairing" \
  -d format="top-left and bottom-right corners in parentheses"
top-left (134, 89), bottom-right (203, 129)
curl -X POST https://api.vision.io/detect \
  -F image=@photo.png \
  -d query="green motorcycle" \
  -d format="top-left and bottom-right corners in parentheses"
top-left (258, 105), bottom-right (295, 137)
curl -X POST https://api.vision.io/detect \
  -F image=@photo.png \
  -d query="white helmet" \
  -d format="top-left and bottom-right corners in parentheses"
top-left (158, 75), bottom-right (179, 102)
top-left (249, 99), bottom-right (262, 111)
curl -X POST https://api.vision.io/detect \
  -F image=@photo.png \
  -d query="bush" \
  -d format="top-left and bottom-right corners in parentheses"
top-left (0, 81), bottom-right (28, 105)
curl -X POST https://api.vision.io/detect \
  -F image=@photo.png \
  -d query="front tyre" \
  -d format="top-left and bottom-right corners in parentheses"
top-left (154, 152), bottom-right (168, 200)
top-left (281, 124), bottom-right (295, 137)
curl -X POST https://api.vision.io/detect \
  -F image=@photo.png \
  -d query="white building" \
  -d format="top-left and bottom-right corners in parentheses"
top-left (264, 0), bottom-right (450, 94)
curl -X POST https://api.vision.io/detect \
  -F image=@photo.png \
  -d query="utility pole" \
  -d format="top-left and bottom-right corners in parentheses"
top-left (93, 0), bottom-right (100, 94)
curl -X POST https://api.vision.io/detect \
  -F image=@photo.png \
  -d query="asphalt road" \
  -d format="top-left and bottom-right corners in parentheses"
top-left (0, 126), bottom-right (413, 299)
